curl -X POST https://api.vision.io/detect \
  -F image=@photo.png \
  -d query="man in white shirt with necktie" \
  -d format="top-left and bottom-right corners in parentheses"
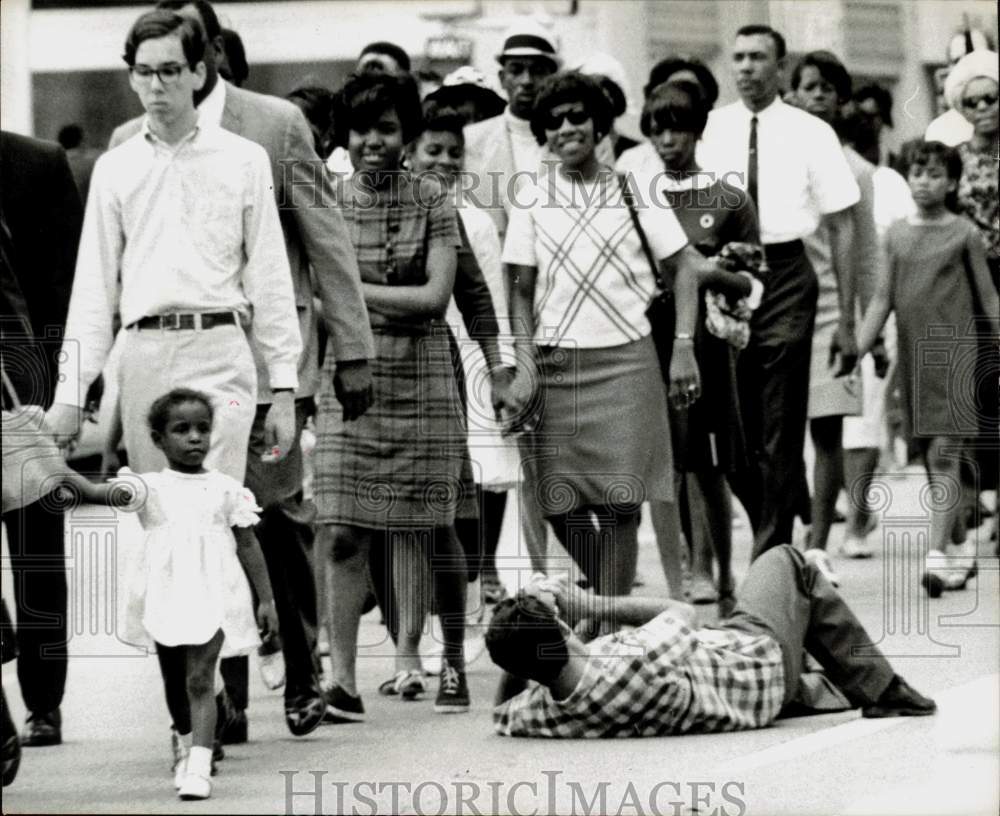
top-left (700, 25), bottom-right (860, 560)
top-left (46, 10), bottom-right (300, 483)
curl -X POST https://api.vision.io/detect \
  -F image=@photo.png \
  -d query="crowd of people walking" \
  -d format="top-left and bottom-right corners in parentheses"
top-left (1, 0), bottom-right (996, 797)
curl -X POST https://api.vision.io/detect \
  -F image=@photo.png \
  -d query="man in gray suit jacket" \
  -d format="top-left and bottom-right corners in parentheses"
top-left (110, 0), bottom-right (375, 739)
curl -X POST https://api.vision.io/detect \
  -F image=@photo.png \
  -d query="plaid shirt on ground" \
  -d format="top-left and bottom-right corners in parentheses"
top-left (494, 612), bottom-right (785, 738)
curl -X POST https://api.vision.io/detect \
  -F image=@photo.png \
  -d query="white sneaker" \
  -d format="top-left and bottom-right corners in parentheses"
top-left (178, 771), bottom-right (211, 800)
top-left (178, 746), bottom-right (213, 800)
top-left (804, 548), bottom-right (841, 587)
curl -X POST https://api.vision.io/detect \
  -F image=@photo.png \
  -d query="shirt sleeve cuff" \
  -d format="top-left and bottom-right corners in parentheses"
top-left (266, 364), bottom-right (298, 392)
top-left (738, 271), bottom-right (765, 311)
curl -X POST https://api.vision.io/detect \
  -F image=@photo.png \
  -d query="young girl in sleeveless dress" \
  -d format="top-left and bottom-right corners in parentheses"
top-left (856, 141), bottom-right (999, 598)
top-left (117, 388), bottom-right (277, 800)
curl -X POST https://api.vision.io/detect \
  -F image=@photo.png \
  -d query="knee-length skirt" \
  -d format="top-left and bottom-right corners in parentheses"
top-left (313, 325), bottom-right (469, 529)
top-left (520, 335), bottom-right (673, 517)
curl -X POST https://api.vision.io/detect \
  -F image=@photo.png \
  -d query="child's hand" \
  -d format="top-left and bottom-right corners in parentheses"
top-left (256, 599), bottom-right (279, 636)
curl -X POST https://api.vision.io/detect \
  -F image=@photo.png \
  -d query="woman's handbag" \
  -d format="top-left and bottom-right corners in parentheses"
top-left (703, 241), bottom-right (765, 350)
top-left (617, 174), bottom-right (675, 382)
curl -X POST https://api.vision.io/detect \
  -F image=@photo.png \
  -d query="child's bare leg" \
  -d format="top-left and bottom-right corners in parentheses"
top-left (185, 630), bottom-right (225, 749)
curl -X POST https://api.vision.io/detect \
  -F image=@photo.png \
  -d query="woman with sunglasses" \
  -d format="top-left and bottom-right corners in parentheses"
top-left (945, 50), bottom-right (999, 287)
top-left (500, 72), bottom-right (708, 601)
top-left (943, 50), bottom-right (1000, 543)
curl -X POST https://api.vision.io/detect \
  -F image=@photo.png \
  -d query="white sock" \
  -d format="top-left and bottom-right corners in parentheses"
top-left (186, 746), bottom-right (213, 778)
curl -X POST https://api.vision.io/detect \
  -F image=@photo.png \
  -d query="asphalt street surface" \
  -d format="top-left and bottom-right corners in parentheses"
top-left (2, 463), bottom-right (998, 815)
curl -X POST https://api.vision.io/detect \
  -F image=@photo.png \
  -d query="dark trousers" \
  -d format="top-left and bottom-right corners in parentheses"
top-left (728, 545), bottom-right (894, 707)
top-left (220, 400), bottom-right (320, 708)
top-left (730, 242), bottom-right (818, 559)
top-left (3, 501), bottom-right (67, 714)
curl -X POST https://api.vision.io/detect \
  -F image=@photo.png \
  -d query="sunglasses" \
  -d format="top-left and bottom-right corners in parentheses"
top-left (544, 108), bottom-right (590, 130)
top-left (961, 92), bottom-right (999, 110)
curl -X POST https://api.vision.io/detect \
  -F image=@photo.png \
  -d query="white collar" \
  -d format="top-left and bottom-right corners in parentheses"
top-left (198, 78), bottom-right (227, 127)
top-left (737, 95), bottom-right (783, 120)
top-left (141, 114), bottom-right (202, 148)
top-left (659, 170), bottom-right (715, 192)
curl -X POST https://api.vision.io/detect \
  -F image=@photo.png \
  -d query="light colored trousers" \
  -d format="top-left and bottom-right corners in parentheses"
top-left (118, 323), bottom-right (256, 480)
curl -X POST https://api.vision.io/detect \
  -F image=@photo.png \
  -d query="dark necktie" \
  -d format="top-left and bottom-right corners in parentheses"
top-left (747, 115), bottom-right (759, 211)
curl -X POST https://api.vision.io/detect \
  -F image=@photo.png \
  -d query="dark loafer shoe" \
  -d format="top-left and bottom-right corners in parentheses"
top-left (21, 709), bottom-right (61, 747)
top-left (862, 675), bottom-right (937, 718)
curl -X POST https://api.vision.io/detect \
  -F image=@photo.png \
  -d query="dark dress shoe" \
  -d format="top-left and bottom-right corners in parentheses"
top-left (284, 693), bottom-right (326, 736)
top-left (862, 675), bottom-right (937, 718)
top-left (21, 709), bottom-right (61, 747)
top-left (219, 710), bottom-right (248, 745)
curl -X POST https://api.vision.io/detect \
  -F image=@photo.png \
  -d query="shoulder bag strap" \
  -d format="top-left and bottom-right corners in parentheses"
top-left (617, 173), bottom-right (672, 293)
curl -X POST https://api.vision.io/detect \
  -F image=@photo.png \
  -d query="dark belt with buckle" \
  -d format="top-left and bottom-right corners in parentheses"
top-left (128, 312), bottom-right (237, 331)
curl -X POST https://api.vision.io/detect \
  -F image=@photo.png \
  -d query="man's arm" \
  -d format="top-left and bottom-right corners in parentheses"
top-left (544, 575), bottom-right (696, 628)
top-left (48, 157), bottom-right (121, 440)
top-left (824, 205), bottom-right (858, 376)
top-left (282, 109), bottom-right (374, 363)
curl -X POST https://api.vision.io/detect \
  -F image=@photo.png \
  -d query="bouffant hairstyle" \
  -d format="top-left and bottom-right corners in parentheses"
top-left (643, 56), bottom-right (719, 107)
top-left (529, 71), bottom-right (613, 146)
top-left (791, 50), bottom-right (853, 104)
top-left (340, 71), bottom-right (424, 144)
top-left (640, 80), bottom-right (709, 138)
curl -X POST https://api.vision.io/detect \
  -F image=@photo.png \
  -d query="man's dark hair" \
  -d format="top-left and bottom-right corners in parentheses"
top-left (790, 50), bottom-right (852, 103)
top-left (641, 81), bottom-right (709, 138)
top-left (156, 0), bottom-right (221, 41)
top-left (147, 387), bottom-right (214, 434)
top-left (340, 71), bottom-right (423, 144)
top-left (530, 71), bottom-right (613, 146)
top-left (220, 28), bottom-right (249, 86)
top-left (485, 593), bottom-right (570, 686)
top-left (854, 82), bottom-right (894, 128)
top-left (644, 55), bottom-right (719, 106)
top-left (123, 9), bottom-right (205, 68)
top-left (359, 41), bottom-right (412, 74)
top-left (57, 124), bottom-right (83, 150)
top-left (735, 24), bottom-right (787, 60)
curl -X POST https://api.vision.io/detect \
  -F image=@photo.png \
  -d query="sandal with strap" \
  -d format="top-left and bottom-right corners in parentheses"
top-left (378, 669), bottom-right (426, 700)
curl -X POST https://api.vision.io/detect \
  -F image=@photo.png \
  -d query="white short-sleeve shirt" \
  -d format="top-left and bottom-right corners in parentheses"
top-left (700, 98), bottom-right (860, 244)
top-left (501, 168), bottom-right (688, 348)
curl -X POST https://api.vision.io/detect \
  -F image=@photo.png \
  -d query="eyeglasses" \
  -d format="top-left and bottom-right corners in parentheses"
top-left (961, 92), bottom-right (998, 110)
top-left (129, 63), bottom-right (188, 85)
top-left (543, 108), bottom-right (590, 130)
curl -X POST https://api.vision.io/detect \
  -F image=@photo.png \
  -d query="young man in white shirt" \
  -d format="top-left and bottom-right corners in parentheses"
top-left (699, 25), bottom-right (860, 561)
top-left (47, 9), bottom-right (299, 477)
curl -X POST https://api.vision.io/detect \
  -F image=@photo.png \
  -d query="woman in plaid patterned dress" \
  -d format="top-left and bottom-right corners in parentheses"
top-left (501, 73), bottom-right (710, 598)
top-left (313, 73), bottom-right (471, 716)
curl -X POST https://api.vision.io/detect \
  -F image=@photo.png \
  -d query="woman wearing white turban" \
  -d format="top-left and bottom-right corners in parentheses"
top-left (944, 50), bottom-right (999, 283)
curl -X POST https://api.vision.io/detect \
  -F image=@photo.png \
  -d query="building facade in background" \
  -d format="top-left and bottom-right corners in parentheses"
top-left (1, 0), bottom-right (996, 152)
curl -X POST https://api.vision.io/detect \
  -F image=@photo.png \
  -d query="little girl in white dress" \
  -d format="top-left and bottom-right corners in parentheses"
top-left (117, 388), bottom-right (277, 801)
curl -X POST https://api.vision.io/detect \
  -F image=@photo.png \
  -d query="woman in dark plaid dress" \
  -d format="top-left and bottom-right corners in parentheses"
top-left (314, 73), bottom-right (470, 716)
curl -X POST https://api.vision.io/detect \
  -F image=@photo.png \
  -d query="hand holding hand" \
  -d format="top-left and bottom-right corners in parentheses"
top-left (830, 320), bottom-right (859, 377)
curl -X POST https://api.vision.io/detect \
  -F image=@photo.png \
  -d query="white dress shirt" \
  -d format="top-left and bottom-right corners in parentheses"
top-left (700, 97), bottom-right (860, 244)
top-left (197, 76), bottom-right (227, 127)
top-left (53, 115), bottom-right (301, 407)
